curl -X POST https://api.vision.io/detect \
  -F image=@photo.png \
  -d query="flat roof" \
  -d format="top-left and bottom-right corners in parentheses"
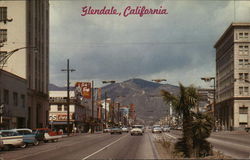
top-left (214, 22), bottom-right (250, 48)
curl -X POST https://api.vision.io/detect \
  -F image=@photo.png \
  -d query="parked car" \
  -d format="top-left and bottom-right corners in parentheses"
top-left (0, 130), bottom-right (25, 150)
top-left (110, 127), bottom-right (122, 134)
top-left (12, 128), bottom-right (39, 147)
top-left (130, 125), bottom-right (143, 136)
top-left (152, 127), bottom-right (162, 133)
top-left (32, 128), bottom-right (62, 143)
top-left (103, 128), bottom-right (112, 133)
top-left (162, 126), bottom-right (171, 132)
top-left (121, 127), bottom-right (129, 133)
top-left (245, 127), bottom-right (250, 132)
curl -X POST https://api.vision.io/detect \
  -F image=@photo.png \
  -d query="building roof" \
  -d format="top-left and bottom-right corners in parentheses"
top-left (214, 22), bottom-right (250, 48)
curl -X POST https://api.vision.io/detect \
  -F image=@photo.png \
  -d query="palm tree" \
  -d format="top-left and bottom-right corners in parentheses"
top-left (191, 112), bottom-right (214, 157)
top-left (161, 83), bottom-right (199, 157)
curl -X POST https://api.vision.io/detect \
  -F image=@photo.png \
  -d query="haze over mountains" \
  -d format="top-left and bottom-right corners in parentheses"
top-left (49, 78), bottom-right (179, 124)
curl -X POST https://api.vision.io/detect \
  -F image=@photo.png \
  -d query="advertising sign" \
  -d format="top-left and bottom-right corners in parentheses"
top-left (75, 82), bottom-right (92, 99)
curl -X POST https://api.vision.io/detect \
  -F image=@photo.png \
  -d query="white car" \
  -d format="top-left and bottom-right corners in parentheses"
top-left (152, 127), bottom-right (162, 133)
top-left (130, 125), bottom-right (143, 136)
top-left (162, 126), bottom-right (171, 132)
top-left (0, 130), bottom-right (25, 150)
top-left (122, 127), bottom-right (129, 133)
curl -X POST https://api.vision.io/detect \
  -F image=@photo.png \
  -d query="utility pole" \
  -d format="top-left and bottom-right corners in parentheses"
top-left (61, 59), bottom-right (75, 136)
top-left (104, 91), bottom-right (107, 129)
top-left (91, 80), bottom-right (94, 133)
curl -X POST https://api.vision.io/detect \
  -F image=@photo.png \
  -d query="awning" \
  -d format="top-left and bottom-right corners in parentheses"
top-left (49, 121), bottom-right (73, 125)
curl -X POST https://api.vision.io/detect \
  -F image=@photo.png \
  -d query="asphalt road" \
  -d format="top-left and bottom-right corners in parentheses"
top-left (165, 130), bottom-right (250, 159)
top-left (0, 132), bottom-right (159, 160)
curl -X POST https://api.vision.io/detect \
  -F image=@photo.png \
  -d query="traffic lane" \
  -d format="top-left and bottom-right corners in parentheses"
top-left (165, 131), bottom-right (250, 159)
top-left (1, 133), bottom-right (119, 160)
top-left (210, 133), bottom-right (250, 146)
top-left (89, 132), bottom-right (158, 159)
top-left (208, 137), bottom-right (250, 159)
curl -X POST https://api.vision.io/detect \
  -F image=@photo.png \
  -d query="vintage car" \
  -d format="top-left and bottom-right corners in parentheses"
top-left (110, 127), bottom-right (122, 134)
top-left (162, 126), bottom-right (171, 132)
top-left (32, 128), bottom-right (62, 143)
top-left (12, 128), bottom-right (39, 147)
top-left (130, 125), bottom-right (143, 136)
top-left (0, 130), bottom-right (25, 150)
top-left (152, 127), bottom-right (162, 133)
top-left (103, 128), bottom-right (112, 133)
top-left (121, 127), bottom-right (129, 133)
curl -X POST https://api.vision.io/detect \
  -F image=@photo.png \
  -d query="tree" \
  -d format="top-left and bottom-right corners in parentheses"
top-left (161, 83), bottom-right (198, 157)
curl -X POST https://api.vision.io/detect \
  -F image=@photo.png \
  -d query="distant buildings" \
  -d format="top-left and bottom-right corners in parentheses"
top-left (215, 23), bottom-right (250, 130)
top-left (0, 1), bottom-right (49, 129)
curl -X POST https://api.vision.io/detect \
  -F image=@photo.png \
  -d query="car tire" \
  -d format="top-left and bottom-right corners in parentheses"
top-left (3, 145), bottom-right (11, 151)
top-left (44, 140), bottom-right (49, 143)
top-left (33, 140), bottom-right (39, 146)
top-left (20, 143), bottom-right (27, 148)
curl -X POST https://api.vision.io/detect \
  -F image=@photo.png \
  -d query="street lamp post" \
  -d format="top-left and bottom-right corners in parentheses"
top-left (0, 46), bottom-right (37, 68)
top-left (201, 77), bottom-right (216, 130)
top-left (61, 59), bottom-right (75, 136)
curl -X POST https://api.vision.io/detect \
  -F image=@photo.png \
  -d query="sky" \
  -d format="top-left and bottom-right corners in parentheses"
top-left (49, 0), bottom-right (250, 88)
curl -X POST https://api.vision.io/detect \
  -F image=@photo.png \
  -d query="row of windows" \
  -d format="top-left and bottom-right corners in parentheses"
top-left (239, 86), bottom-right (249, 95)
top-left (239, 45), bottom-right (249, 55)
top-left (0, 89), bottom-right (25, 107)
top-left (49, 105), bottom-right (68, 112)
top-left (239, 32), bottom-right (249, 39)
top-left (239, 106), bottom-right (248, 114)
top-left (239, 73), bottom-right (249, 80)
top-left (239, 59), bottom-right (249, 67)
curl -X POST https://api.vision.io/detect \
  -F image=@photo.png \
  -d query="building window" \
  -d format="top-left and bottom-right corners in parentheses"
top-left (239, 106), bottom-right (248, 114)
top-left (0, 7), bottom-right (7, 22)
top-left (0, 29), bottom-right (7, 43)
top-left (239, 122), bottom-right (248, 127)
top-left (245, 33), bottom-right (249, 39)
top-left (245, 73), bottom-right (249, 80)
top-left (64, 105), bottom-right (68, 111)
top-left (239, 73), bottom-right (243, 80)
top-left (21, 95), bottom-right (25, 108)
top-left (13, 92), bottom-right (18, 106)
top-left (3, 89), bottom-right (9, 105)
top-left (239, 87), bottom-right (243, 95)
top-left (0, 51), bottom-right (7, 63)
top-left (244, 87), bottom-right (249, 95)
top-left (58, 105), bottom-right (62, 111)
top-left (239, 59), bottom-right (243, 66)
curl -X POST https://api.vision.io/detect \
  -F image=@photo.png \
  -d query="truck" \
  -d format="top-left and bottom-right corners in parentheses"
top-left (33, 128), bottom-right (62, 143)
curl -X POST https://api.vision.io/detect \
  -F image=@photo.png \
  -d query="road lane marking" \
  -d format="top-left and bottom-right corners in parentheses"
top-left (148, 133), bottom-right (159, 159)
top-left (81, 134), bottom-right (128, 160)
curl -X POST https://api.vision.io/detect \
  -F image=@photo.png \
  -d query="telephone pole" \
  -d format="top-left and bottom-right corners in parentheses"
top-left (61, 59), bottom-right (75, 136)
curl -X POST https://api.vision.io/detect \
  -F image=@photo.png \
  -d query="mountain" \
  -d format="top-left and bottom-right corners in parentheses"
top-left (49, 78), bottom-right (179, 125)
top-left (101, 78), bottom-right (179, 125)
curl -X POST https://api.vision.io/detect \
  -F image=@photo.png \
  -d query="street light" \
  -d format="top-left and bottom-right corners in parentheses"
top-left (61, 59), bottom-right (75, 136)
top-left (102, 80), bottom-right (116, 128)
top-left (0, 46), bottom-right (37, 68)
top-left (201, 77), bottom-right (216, 129)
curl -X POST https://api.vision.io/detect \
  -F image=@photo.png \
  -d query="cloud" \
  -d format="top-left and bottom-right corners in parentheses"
top-left (49, 0), bottom-right (250, 87)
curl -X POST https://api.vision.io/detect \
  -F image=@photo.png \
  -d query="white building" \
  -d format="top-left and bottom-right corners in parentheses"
top-left (49, 90), bottom-right (87, 132)
top-left (215, 23), bottom-right (250, 130)
top-left (0, 0), bottom-right (50, 128)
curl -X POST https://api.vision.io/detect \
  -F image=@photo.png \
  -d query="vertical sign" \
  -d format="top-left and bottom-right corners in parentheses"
top-left (75, 82), bottom-right (92, 99)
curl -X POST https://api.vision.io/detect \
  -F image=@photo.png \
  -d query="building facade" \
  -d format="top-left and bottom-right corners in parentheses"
top-left (0, 0), bottom-right (49, 129)
top-left (215, 23), bottom-right (250, 130)
top-left (0, 69), bottom-right (27, 129)
top-left (49, 91), bottom-right (87, 133)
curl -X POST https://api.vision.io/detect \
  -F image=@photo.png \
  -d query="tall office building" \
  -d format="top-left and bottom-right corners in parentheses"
top-left (215, 23), bottom-right (250, 130)
top-left (0, 0), bottom-right (49, 128)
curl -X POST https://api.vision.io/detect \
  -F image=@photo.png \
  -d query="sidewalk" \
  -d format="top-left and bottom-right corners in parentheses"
top-left (213, 130), bottom-right (249, 135)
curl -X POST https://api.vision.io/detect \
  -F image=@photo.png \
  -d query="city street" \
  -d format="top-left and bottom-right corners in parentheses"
top-left (0, 132), bottom-right (159, 160)
top-left (163, 130), bottom-right (250, 159)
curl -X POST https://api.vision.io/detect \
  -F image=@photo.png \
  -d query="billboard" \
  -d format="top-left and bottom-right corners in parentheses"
top-left (75, 82), bottom-right (92, 99)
